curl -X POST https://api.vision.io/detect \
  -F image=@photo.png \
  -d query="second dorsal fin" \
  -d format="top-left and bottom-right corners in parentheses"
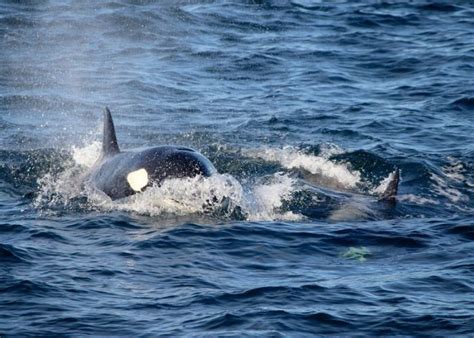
top-left (379, 169), bottom-right (400, 202)
top-left (102, 107), bottom-right (120, 156)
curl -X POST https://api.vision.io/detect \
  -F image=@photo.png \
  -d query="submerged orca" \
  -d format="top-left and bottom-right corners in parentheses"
top-left (87, 107), bottom-right (216, 200)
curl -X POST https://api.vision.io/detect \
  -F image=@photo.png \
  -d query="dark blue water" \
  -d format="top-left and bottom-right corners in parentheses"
top-left (1, 1), bottom-right (473, 335)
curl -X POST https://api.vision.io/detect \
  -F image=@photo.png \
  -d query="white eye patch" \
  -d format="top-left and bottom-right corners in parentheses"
top-left (127, 168), bottom-right (149, 192)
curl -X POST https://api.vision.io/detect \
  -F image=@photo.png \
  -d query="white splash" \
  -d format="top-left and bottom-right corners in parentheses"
top-left (34, 166), bottom-right (86, 209)
top-left (431, 173), bottom-right (467, 204)
top-left (443, 157), bottom-right (472, 187)
top-left (243, 146), bottom-right (361, 189)
top-left (90, 172), bottom-right (302, 221)
top-left (398, 194), bottom-right (440, 205)
top-left (35, 141), bottom-right (101, 209)
top-left (248, 173), bottom-right (302, 221)
top-left (72, 141), bottom-right (101, 168)
top-left (113, 174), bottom-right (244, 217)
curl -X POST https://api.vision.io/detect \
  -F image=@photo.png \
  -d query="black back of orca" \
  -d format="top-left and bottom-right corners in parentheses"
top-left (87, 108), bottom-right (216, 200)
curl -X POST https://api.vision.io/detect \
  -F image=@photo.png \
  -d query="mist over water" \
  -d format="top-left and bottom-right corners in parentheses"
top-left (1, 1), bottom-right (473, 335)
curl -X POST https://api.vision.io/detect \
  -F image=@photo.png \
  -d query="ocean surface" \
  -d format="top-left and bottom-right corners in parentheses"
top-left (1, 0), bottom-right (473, 335)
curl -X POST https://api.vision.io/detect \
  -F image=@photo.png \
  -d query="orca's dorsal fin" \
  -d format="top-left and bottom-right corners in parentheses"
top-left (379, 169), bottom-right (400, 202)
top-left (102, 107), bottom-right (120, 156)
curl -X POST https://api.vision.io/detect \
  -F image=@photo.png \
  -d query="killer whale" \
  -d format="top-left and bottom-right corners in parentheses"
top-left (86, 107), bottom-right (216, 200)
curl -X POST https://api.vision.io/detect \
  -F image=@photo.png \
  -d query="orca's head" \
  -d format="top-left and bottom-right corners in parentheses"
top-left (158, 147), bottom-right (217, 179)
top-left (125, 146), bottom-right (217, 193)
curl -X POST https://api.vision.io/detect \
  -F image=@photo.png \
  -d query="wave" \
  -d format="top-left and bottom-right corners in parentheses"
top-left (0, 243), bottom-right (32, 264)
top-left (450, 97), bottom-right (474, 110)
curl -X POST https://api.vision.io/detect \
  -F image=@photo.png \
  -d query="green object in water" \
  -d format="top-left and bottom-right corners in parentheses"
top-left (342, 247), bottom-right (371, 262)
